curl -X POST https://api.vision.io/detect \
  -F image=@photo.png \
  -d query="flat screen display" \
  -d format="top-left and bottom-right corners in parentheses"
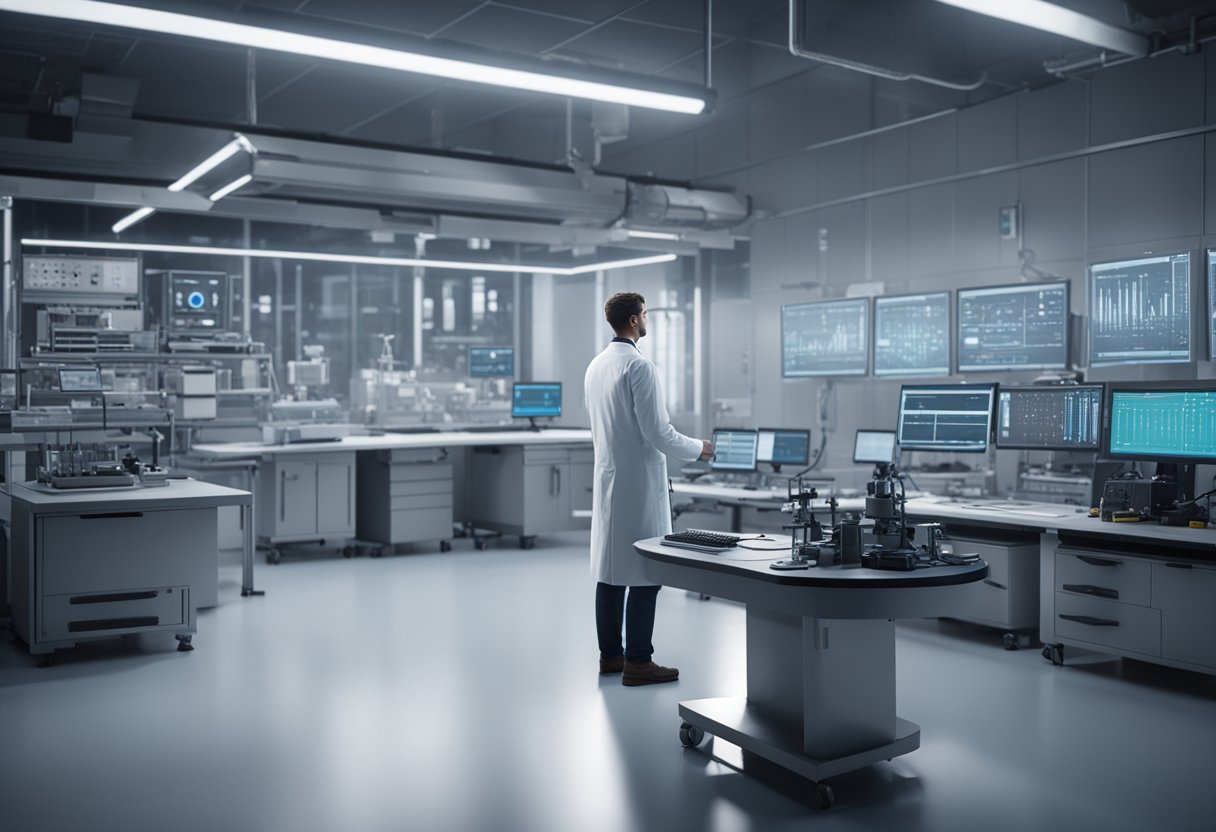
top-left (957, 281), bottom-right (1069, 371)
top-left (710, 429), bottom-right (759, 472)
top-left (1105, 385), bottom-right (1216, 463)
top-left (58, 367), bottom-right (103, 393)
top-left (853, 430), bottom-right (897, 464)
top-left (873, 292), bottom-right (951, 377)
top-left (756, 428), bottom-right (810, 466)
top-left (781, 298), bottom-right (869, 377)
top-left (511, 382), bottom-right (561, 418)
top-left (1089, 253), bottom-right (1191, 366)
top-left (897, 384), bottom-right (996, 453)
top-left (995, 385), bottom-right (1103, 451)
top-left (469, 346), bottom-right (514, 378)
top-left (169, 272), bottom-right (227, 331)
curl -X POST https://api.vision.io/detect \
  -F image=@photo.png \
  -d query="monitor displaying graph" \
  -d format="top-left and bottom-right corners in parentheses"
top-left (995, 385), bottom-right (1103, 451)
top-left (781, 298), bottom-right (869, 377)
top-left (956, 281), bottom-right (1069, 371)
top-left (1105, 384), bottom-right (1216, 463)
top-left (873, 291), bottom-right (951, 376)
top-left (1089, 253), bottom-right (1191, 366)
top-left (896, 384), bottom-right (995, 453)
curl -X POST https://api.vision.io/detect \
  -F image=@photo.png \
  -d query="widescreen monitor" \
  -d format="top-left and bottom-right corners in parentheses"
top-left (756, 428), bottom-right (811, 466)
top-left (873, 292), bottom-right (951, 377)
top-left (58, 366), bottom-right (103, 393)
top-left (956, 281), bottom-right (1069, 371)
top-left (511, 382), bottom-right (561, 418)
top-left (781, 298), bottom-right (869, 377)
top-left (853, 430), bottom-right (897, 465)
top-left (1089, 252), bottom-right (1192, 366)
top-left (995, 385), bottom-right (1103, 451)
top-left (469, 346), bottom-right (514, 378)
top-left (710, 429), bottom-right (759, 472)
top-left (896, 384), bottom-right (996, 453)
top-left (1104, 382), bottom-right (1216, 464)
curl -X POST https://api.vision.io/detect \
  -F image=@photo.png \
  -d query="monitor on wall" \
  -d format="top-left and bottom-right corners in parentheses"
top-left (873, 291), bottom-right (951, 377)
top-left (956, 281), bottom-right (1069, 371)
top-left (1089, 252), bottom-right (1192, 366)
top-left (781, 298), bottom-right (869, 377)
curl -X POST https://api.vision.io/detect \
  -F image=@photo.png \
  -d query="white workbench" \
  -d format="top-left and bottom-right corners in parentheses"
top-left (190, 428), bottom-right (594, 458)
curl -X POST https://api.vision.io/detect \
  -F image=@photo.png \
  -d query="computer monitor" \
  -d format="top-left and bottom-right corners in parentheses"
top-left (1089, 252), bottom-right (1192, 366)
top-left (873, 291), bottom-right (951, 376)
top-left (896, 384), bottom-right (996, 453)
top-left (710, 429), bottom-right (759, 472)
top-left (168, 271), bottom-right (228, 331)
top-left (956, 281), bottom-right (1069, 371)
top-left (781, 298), bottom-right (869, 377)
top-left (853, 430), bottom-right (897, 465)
top-left (995, 385), bottom-right (1103, 451)
top-left (511, 382), bottom-right (561, 418)
top-left (1104, 382), bottom-right (1216, 464)
top-left (58, 366), bottom-right (103, 393)
top-left (469, 346), bottom-right (514, 378)
top-left (756, 428), bottom-right (811, 467)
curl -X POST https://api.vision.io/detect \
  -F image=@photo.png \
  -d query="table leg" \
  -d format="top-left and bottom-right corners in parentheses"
top-left (241, 465), bottom-right (264, 597)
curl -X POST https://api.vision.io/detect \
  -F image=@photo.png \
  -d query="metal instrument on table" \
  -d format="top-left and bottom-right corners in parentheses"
top-left (771, 476), bottom-right (836, 571)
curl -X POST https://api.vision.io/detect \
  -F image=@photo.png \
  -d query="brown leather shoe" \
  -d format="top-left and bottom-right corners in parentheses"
top-left (622, 660), bottom-right (679, 686)
top-left (599, 656), bottom-right (624, 675)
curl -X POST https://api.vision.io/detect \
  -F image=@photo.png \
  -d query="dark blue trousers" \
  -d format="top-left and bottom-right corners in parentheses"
top-left (596, 582), bottom-right (661, 663)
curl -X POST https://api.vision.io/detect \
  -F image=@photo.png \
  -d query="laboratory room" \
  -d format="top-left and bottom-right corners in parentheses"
top-left (3, 1), bottom-right (1216, 830)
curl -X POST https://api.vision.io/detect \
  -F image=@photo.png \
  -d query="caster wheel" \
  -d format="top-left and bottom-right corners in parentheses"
top-left (176, 636), bottom-right (194, 653)
top-left (475, 538), bottom-right (488, 551)
top-left (1041, 644), bottom-right (1064, 666)
top-left (816, 782), bottom-right (835, 810)
top-left (370, 546), bottom-right (383, 559)
top-left (266, 548), bottom-right (282, 566)
top-left (699, 594), bottom-right (711, 601)
top-left (35, 654), bottom-right (53, 668)
top-left (440, 540), bottom-right (452, 553)
top-left (1003, 633), bottom-right (1019, 651)
top-left (520, 536), bottom-right (535, 550)
top-left (678, 722), bottom-right (705, 748)
top-left (342, 546), bottom-right (354, 559)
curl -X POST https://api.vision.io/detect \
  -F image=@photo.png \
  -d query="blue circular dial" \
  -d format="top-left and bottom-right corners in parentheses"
top-left (187, 291), bottom-right (206, 310)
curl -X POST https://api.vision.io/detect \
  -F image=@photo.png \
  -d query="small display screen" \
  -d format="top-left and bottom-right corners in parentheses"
top-left (854, 430), bottom-right (897, 464)
top-left (711, 430), bottom-right (759, 472)
top-left (58, 367), bottom-right (103, 393)
top-left (512, 382), bottom-right (562, 418)
top-left (756, 428), bottom-right (810, 466)
top-left (996, 385), bottom-right (1103, 451)
top-left (170, 273), bottom-right (227, 330)
top-left (897, 384), bottom-right (996, 453)
top-left (469, 346), bottom-right (515, 378)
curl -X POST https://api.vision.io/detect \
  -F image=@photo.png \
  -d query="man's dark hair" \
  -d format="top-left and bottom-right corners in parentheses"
top-left (604, 292), bottom-right (645, 332)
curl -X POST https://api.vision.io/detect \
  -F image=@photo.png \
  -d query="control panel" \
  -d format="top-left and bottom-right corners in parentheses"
top-left (22, 256), bottom-right (141, 299)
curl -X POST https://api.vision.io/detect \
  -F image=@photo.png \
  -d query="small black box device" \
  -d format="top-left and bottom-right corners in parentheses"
top-left (1101, 479), bottom-right (1180, 520)
top-left (861, 551), bottom-right (917, 571)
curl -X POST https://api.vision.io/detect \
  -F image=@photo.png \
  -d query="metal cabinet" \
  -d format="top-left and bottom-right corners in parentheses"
top-left (258, 452), bottom-right (356, 546)
top-left (466, 443), bottom-right (593, 546)
top-left (941, 535), bottom-right (1039, 644)
top-left (356, 449), bottom-right (453, 549)
top-left (1152, 561), bottom-right (1216, 669)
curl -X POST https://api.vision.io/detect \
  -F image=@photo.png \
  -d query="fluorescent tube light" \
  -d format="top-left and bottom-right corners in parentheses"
top-left (626, 230), bottom-right (681, 241)
top-left (209, 173), bottom-right (253, 202)
top-left (111, 207), bottom-right (155, 233)
top-left (168, 137), bottom-right (249, 192)
top-left (20, 238), bottom-right (677, 276)
top-left (933, 0), bottom-right (1149, 57)
top-left (0, 0), bottom-right (710, 114)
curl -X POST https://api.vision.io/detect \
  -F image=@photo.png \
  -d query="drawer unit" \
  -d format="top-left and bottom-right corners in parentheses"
top-left (1056, 550), bottom-right (1151, 607)
top-left (357, 451), bottom-right (453, 546)
top-left (940, 536), bottom-right (1039, 633)
top-left (1053, 592), bottom-right (1161, 656)
top-left (41, 586), bottom-right (189, 643)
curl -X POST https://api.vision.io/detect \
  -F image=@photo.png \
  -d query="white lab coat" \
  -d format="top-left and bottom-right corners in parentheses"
top-left (585, 340), bottom-right (703, 586)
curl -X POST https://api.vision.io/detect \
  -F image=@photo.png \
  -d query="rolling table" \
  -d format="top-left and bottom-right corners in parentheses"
top-left (635, 536), bottom-right (987, 808)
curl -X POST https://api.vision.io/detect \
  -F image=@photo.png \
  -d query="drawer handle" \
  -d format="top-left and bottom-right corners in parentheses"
top-left (1076, 555), bottom-right (1120, 567)
top-left (1165, 562), bottom-right (1194, 570)
top-left (1062, 583), bottom-right (1119, 600)
top-left (70, 591), bottom-right (158, 605)
top-left (78, 512), bottom-right (144, 520)
top-left (1059, 614), bottom-right (1119, 628)
top-left (982, 579), bottom-right (1006, 590)
top-left (68, 616), bottom-right (160, 632)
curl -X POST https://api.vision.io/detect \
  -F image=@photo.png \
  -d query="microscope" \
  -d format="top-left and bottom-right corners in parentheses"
top-left (771, 475), bottom-right (837, 570)
top-left (860, 460), bottom-right (919, 570)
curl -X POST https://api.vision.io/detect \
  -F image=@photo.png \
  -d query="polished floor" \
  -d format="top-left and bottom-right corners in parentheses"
top-left (2, 531), bottom-right (1215, 832)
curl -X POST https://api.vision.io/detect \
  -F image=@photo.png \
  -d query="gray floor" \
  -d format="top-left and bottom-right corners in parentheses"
top-left (2, 531), bottom-right (1215, 832)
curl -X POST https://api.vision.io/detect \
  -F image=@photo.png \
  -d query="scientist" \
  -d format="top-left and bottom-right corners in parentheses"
top-left (585, 292), bottom-right (713, 686)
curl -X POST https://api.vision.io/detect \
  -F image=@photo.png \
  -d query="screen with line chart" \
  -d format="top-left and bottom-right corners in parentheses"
top-left (873, 292), bottom-right (951, 376)
top-left (1106, 384), bottom-right (1216, 463)
top-left (1089, 253), bottom-right (1191, 366)
top-left (781, 298), bottom-right (869, 377)
top-left (956, 281), bottom-right (1068, 371)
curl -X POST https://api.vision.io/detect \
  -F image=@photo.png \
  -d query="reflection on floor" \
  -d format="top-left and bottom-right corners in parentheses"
top-left (1, 531), bottom-right (1214, 832)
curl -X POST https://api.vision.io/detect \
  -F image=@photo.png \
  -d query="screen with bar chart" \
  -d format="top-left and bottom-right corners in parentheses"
top-left (781, 298), bottom-right (869, 377)
top-left (1106, 384), bottom-right (1216, 463)
top-left (956, 282), bottom-right (1069, 371)
top-left (995, 385), bottom-right (1103, 451)
top-left (873, 292), bottom-right (951, 376)
top-left (1088, 253), bottom-right (1191, 366)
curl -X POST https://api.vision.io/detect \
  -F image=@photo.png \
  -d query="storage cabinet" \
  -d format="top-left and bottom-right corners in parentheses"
top-left (357, 449), bottom-right (453, 549)
top-left (466, 443), bottom-right (593, 546)
top-left (257, 452), bottom-right (356, 546)
top-left (940, 535), bottom-right (1039, 640)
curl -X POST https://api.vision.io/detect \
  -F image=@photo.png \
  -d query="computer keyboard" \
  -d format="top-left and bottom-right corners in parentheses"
top-left (664, 529), bottom-right (740, 548)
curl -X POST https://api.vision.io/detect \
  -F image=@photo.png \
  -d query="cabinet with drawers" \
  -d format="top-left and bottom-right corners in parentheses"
top-left (466, 443), bottom-right (593, 547)
top-left (357, 449), bottom-right (453, 550)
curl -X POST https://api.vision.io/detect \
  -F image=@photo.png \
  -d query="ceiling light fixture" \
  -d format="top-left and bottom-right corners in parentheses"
top-left (110, 207), bottom-right (155, 233)
top-left (932, 0), bottom-right (1150, 57)
top-left (21, 238), bottom-right (678, 276)
top-left (0, 0), bottom-right (711, 114)
top-left (626, 230), bottom-right (682, 241)
top-left (168, 135), bottom-right (252, 192)
top-left (208, 173), bottom-right (253, 202)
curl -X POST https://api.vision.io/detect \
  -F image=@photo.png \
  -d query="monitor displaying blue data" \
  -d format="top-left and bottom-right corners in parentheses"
top-left (853, 430), bottom-right (897, 464)
top-left (469, 346), bottom-right (514, 378)
top-left (1089, 253), bottom-right (1191, 366)
top-left (873, 292), bottom-right (951, 376)
top-left (957, 281), bottom-right (1069, 371)
top-left (897, 384), bottom-right (995, 453)
top-left (711, 429), bottom-right (759, 472)
top-left (1106, 386), bottom-right (1216, 463)
top-left (781, 298), bottom-right (869, 377)
top-left (756, 428), bottom-right (810, 466)
top-left (511, 382), bottom-right (561, 418)
top-left (995, 385), bottom-right (1103, 451)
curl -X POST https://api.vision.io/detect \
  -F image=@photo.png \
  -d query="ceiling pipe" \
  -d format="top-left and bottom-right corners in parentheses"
top-left (787, 0), bottom-right (988, 91)
top-left (1044, 17), bottom-right (1216, 78)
